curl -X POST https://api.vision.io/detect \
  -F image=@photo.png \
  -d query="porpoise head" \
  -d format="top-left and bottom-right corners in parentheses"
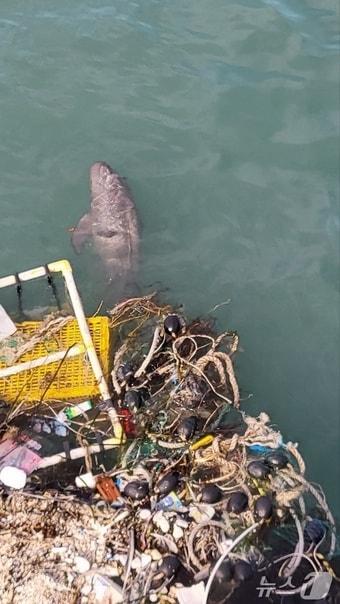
top-left (90, 161), bottom-right (119, 201)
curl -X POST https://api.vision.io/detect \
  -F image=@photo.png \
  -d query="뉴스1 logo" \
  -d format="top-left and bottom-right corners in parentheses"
top-left (300, 572), bottom-right (333, 600)
top-left (257, 572), bottom-right (333, 599)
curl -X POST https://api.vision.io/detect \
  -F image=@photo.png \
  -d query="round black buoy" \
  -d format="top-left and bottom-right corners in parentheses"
top-left (247, 460), bottom-right (270, 479)
top-left (123, 480), bottom-right (149, 500)
top-left (254, 495), bottom-right (273, 520)
top-left (116, 362), bottom-right (135, 385)
top-left (201, 484), bottom-right (222, 504)
top-left (227, 491), bottom-right (249, 514)
top-left (159, 554), bottom-right (181, 579)
top-left (233, 560), bottom-right (254, 582)
top-left (155, 471), bottom-right (180, 497)
top-left (215, 559), bottom-right (233, 583)
top-left (265, 451), bottom-right (288, 470)
top-left (304, 519), bottom-right (326, 544)
top-left (124, 389), bottom-right (143, 411)
top-left (164, 314), bottom-right (182, 337)
top-left (177, 416), bottom-right (198, 441)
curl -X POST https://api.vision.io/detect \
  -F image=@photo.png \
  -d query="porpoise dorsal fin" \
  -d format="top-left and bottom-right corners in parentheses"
top-left (71, 212), bottom-right (93, 253)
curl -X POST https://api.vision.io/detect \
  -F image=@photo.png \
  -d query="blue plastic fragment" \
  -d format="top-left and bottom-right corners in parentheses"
top-left (247, 444), bottom-right (276, 454)
top-left (170, 374), bottom-right (180, 386)
top-left (304, 518), bottom-right (326, 544)
top-left (116, 477), bottom-right (126, 491)
top-left (156, 491), bottom-right (182, 511)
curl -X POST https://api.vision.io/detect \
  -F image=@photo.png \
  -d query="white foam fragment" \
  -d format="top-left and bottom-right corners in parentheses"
top-left (0, 466), bottom-right (27, 489)
top-left (176, 582), bottom-right (205, 604)
top-left (74, 555), bottom-right (91, 573)
top-left (0, 305), bottom-right (16, 340)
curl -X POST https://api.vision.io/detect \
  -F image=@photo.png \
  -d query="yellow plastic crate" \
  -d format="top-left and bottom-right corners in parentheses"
top-left (0, 316), bottom-right (110, 402)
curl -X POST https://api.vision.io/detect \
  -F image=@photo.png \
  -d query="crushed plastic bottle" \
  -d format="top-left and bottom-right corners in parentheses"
top-left (64, 400), bottom-right (93, 420)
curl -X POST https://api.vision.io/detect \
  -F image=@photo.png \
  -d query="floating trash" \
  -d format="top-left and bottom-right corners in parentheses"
top-left (0, 465), bottom-right (27, 489)
top-left (0, 273), bottom-right (338, 604)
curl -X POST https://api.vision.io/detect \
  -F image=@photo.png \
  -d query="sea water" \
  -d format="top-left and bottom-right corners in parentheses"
top-left (0, 0), bottom-right (339, 510)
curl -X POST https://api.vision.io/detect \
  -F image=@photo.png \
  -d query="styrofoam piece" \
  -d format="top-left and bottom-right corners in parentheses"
top-left (75, 472), bottom-right (96, 489)
top-left (0, 305), bottom-right (16, 340)
top-left (74, 555), bottom-right (91, 573)
top-left (91, 574), bottom-right (123, 603)
top-left (0, 465), bottom-right (27, 489)
top-left (176, 582), bottom-right (205, 604)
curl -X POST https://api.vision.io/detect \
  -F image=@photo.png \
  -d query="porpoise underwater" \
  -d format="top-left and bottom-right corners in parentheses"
top-left (72, 162), bottom-right (140, 297)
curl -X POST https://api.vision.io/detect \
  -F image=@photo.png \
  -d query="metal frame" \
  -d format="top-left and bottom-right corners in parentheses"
top-left (0, 259), bottom-right (123, 442)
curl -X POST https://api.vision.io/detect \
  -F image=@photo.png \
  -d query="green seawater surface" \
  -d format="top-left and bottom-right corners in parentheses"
top-left (0, 1), bottom-right (339, 510)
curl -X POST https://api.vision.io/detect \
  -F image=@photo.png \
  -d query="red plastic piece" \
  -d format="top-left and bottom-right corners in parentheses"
top-left (119, 407), bottom-right (137, 438)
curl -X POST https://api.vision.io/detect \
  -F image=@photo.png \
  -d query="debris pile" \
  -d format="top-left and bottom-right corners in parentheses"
top-left (0, 294), bottom-right (338, 603)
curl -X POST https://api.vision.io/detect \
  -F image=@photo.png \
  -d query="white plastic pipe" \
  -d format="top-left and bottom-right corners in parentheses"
top-left (0, 344), bottom-right (85, 378)
top-left (37, 437), bottom-right (122, 468)
top-left (0, 265), bottom-right (48, 287)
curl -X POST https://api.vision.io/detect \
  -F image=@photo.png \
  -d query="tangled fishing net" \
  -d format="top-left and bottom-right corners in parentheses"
top-left (0, 295), bottom-right (338, 603)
